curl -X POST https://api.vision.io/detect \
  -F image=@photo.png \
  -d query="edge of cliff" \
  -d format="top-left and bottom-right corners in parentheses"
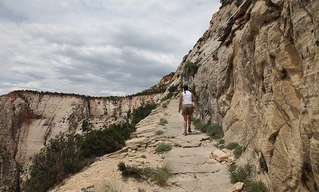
top-left (0, 72), bottom-right (175, 192)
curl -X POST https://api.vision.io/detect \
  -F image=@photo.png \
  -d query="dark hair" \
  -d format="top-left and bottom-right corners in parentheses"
top-left (183, 85), bottom-right (188, 93)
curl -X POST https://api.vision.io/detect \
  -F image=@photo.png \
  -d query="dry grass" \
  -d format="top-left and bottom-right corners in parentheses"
top-left (159, 118), bottom-right (168, 126)
top-left (118, 162), bottom-right (171, 186)
top-left (104, 182), bottom-right (121, 192)
top-left (155, 143), bottom-right (172, 154)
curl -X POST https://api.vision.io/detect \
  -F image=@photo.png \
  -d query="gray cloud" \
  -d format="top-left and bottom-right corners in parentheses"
top-left (0, 2), bottom-right (28, 22)
top-left (0, 0), bottom-right (219, 96)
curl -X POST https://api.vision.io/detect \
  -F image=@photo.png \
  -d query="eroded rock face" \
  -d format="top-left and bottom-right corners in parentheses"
top-left (0, 74), bottom-right (174, 191)
top-left (0, 92), bottom-right (157, 191)
top-left (172, 0), bottom-right (319, 191)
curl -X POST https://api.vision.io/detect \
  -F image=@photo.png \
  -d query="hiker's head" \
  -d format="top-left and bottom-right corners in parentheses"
top-left (183, 85), bottom-right (188, 92)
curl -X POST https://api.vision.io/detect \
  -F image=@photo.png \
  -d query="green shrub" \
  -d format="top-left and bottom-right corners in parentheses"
top-left (183, 61), bottom-right (198, 77)
top-left (193, 119), bottom-right (224, 139)
top-left (24, 134), bottom-right (85, 192)
top-left (229, 164), bottom-right (252, 184)
top-left (145, 166), bottom-right (171, 186)
top-left (168, 85), bottom-right (178, 93)
top-left (155, 143), bottom-right (172, 154)
top-left (218, 139), bottom-right (225, 145)
top-left (216, 139), bottom-right (225, 149)
top-left (226, 142), bottom-right (240, 150)
top-left (118, 162), bottom-right (142, 179)
top-left (81, 119), bottom-right (92, 132)
top-left (159, 118), bottom-right (168, 126)
top-left (206, 124), bottom-right (224, 139)
top-left (25, 103), bottom-right (157, 192)
top-left (118, 163), bottom-right (171, 186)
top-left (246, 181), bottom-right (268, 192)
top-left (233, 145), bottom-right (245, 159)
top-left (226, 143), bottom-right (245, 159)
top-left (229, 164), bottom-right (267, 192)
top-left (193, 119), bottom-right (204, 131)
top-left (131, 103), bottom-right (157, 127)
top-left (25, 124), bottom-right (131, 192)
top-left (80, 123), bottom-right (131, 158)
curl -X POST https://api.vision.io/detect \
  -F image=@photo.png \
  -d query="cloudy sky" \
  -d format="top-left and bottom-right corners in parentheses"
top-left (0, 0), bottom-right (219, 96)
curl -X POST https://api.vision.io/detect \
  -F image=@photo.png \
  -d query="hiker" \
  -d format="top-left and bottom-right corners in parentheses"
top-left (178, 84), bottom-right (194, 135)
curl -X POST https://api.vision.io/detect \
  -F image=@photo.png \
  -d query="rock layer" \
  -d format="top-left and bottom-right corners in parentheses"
top-left (169, 0), bottom-right (319, 191)
top-left (0, 91), bottom-right (156, 191)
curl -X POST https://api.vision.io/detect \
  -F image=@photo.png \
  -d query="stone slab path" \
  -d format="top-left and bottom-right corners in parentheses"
top-left (52, 99), bottom-right (232, 192)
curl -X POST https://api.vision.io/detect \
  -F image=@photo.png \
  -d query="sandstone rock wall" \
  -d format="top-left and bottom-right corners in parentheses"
top-left (171, 0), bottom-right (319, 191)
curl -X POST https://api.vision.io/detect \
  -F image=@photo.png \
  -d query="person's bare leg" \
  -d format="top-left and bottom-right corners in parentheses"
top-left (183, 114), bottom-right (187, 135)
top-left (187, 115), bottom-right (192, 133)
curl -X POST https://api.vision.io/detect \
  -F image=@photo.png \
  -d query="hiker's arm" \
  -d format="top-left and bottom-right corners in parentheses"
top-left (178, 95), bottom-right (182, 113)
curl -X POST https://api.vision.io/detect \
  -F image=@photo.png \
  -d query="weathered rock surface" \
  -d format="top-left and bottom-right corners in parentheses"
top-left (169, 0), bottom-right (319, 191)
top-left (210, 149), bottom-right (233, 163)
top-left (231, 182), bottom-right (244, 192)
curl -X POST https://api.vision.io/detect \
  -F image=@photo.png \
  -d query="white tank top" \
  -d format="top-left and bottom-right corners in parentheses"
top-left (182, 90), bottom-right (192, 105)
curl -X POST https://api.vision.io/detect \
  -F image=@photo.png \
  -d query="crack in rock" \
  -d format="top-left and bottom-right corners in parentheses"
top-left (172, 169), bottom-right (221, 175)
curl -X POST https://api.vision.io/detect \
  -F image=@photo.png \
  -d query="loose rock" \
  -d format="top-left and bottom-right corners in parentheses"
top-left (231, 182), bottom-right (244, 192)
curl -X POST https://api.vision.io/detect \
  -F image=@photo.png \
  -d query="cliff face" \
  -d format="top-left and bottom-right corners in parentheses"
top-left (170, 0), bottom-right (319, 191)
top-left (0, 74), bottom-right (174, 191)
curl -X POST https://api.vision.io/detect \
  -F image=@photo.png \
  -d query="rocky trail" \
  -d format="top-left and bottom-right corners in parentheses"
top-left (52, 99), bottom-right (233, 192)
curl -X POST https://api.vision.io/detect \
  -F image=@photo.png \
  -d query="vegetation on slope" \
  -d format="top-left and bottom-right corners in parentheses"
top-left (225, 142), bottom-right (245, 159)
top-left (24, 103), bottom-right (156, 192)
top-left (130, 104), bottom-right (156, 127)
top-left (229, 164), bottom-right (268, 192)
top-left (155, 143), bottom-right (172, 154)
top-left (118, 162), bottom-right (171, 186)
top-left (183, 61), bottom-right (198, 78)
top-left (193, 118), bottom-right (224, 139)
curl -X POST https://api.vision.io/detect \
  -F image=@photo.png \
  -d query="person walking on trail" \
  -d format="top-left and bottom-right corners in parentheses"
top-left (178, 84), bottom-right (194, 135)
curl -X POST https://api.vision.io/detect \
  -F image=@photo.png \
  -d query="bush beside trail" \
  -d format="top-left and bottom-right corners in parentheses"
top-left (24, 104), bottom-right (156, 192)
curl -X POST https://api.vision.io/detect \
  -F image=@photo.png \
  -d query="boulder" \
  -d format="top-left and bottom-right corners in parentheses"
top-left (231, 182), bottom-right (244, 192)
top-left (210, 149), bottom-right (230, 162)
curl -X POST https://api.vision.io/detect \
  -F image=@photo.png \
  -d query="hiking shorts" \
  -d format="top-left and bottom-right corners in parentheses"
top-left (182, 104), bottom-right (193, 116)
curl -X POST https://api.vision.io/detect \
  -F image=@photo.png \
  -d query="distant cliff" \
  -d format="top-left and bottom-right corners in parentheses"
top-left (0, 73), bottom-right (174, 191)
top-left (166, 0), bottom-right (319, 191)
